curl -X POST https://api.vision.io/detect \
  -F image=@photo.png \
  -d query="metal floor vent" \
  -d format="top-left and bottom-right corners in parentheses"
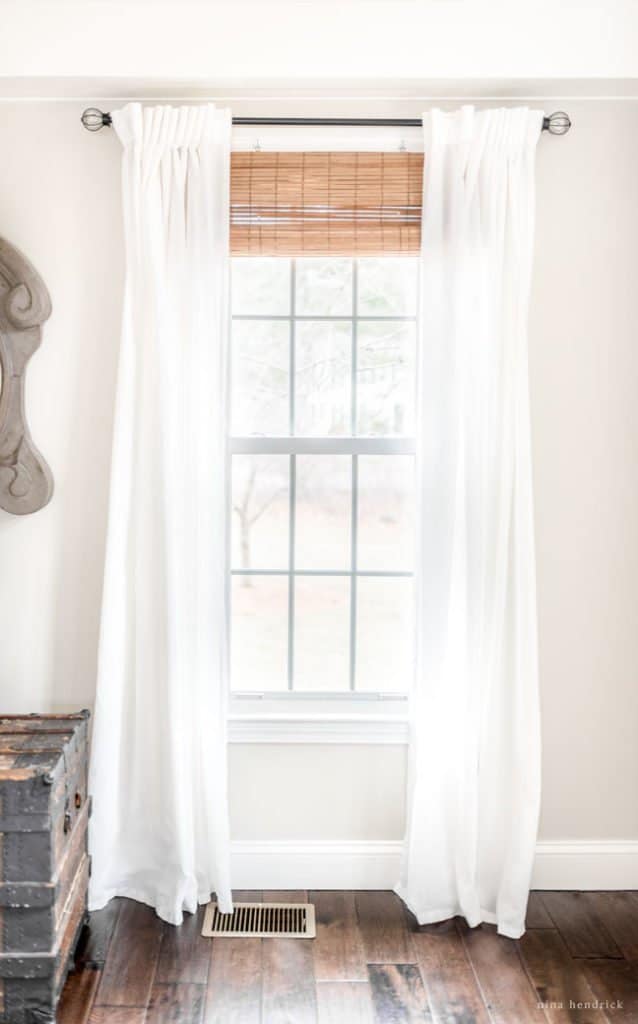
top-left (202, 901), bottom-right (316, 939)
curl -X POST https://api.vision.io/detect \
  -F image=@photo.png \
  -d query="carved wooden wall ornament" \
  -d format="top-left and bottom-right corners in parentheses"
top-left (0, 236), bottom-right (53, 514)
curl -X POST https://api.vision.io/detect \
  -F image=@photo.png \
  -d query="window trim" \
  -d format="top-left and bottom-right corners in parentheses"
top-left (227, 712), bottom-right (409, 745)
top-left (228, 691), bottom-right (409, 744)
top-left (231, 437), bottom-right (414, 456)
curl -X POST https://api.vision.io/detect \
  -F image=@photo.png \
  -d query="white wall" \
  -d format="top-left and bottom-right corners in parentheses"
top-left (0, 103), bottom-right (122, 713)
top-left (1, 93), bottom-right (637, 850)
top-left (530, 102), bottom-right (638, 839)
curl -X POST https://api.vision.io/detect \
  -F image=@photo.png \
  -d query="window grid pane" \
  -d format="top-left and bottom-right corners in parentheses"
top-left (288, 262), bottom-right (296, 690)
top-left (349, 453), bottom-right (358, 691)
top-left (231, 257), bottom-right (415, 696)
top-left (349, 260), bottom-right (357, 690)
top-left (288, 453), bottom-right (295, 691)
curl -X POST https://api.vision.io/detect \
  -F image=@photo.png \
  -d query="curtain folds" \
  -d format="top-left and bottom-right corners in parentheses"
top-left (397, 106), bottom-right (543, 939)
top-left (88, 103), bottom-right (233, 925)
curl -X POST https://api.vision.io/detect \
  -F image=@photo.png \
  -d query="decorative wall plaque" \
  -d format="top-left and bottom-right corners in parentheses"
top-left (0, 236), bottom-right (53, 514)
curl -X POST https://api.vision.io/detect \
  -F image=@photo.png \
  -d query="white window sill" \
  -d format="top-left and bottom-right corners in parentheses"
top-left (228, 712), bottom-right (409, 745)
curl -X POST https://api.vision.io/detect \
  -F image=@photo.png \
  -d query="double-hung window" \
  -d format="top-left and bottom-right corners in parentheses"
top-left (228, 151), bottom-right (421, 717)
top-left (230, 256), bottom-right (417, 699)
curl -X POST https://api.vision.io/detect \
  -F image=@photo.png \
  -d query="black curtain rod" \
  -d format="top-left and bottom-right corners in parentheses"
top-left (81, 108), bottom-right (572, 135)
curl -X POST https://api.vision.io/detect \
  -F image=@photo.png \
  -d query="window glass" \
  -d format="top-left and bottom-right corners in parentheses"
top-left (357, 455), bottom-right (414, 572)
top-left (357, 257), bottom-right (418, 317)
top-left (294, 577), bottom-right (351, 691)
top-left (232, 455), bottom-right (289, 571)
top-left (294, 321), bottom-right (351, 436)
top-left (232, 257), bottom-right (291, 315)
top-left (355, 578), bottom-right (414, 693)
top-left (231, 575), bottom-right (289, 692)
top-left (357, 321), bottom-right (416, 436)
top-left (295, 258), bottom-right (353, 316)
top-left (231, 319), bottom-right (289, 436)
top-left (295, 454), bottom-right (351, 570)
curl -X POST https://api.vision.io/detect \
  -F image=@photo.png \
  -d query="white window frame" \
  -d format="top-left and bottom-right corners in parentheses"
top-left (228, 258), bottom-right (414, 743)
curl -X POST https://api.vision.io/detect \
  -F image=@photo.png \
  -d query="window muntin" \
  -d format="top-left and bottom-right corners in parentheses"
top-left (230, 256), bottom-right (416, 695)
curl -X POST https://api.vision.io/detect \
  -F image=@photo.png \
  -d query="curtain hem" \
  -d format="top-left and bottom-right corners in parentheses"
top-left (89, 884), bottom-right (231, 927)
top-left (394, 884), bottom-right (525, 940)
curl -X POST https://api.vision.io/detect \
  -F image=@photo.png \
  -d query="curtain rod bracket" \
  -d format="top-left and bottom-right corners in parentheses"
top-left (80, 108), bottom-right (572, 135)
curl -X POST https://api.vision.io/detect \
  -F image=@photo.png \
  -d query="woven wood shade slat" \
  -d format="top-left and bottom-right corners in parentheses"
top-left (231, 152), bottom-right (423, 256)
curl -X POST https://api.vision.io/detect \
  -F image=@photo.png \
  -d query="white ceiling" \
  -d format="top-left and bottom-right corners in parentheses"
top-left (0, 1), bottom-right (637, 88)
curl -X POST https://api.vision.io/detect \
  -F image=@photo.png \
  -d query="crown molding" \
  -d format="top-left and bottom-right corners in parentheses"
top-left (2, 77), bottom-right (638, 102)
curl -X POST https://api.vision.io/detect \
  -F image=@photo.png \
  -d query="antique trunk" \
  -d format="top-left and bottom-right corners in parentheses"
top-left (0, 712), bottom-right (91, 1024)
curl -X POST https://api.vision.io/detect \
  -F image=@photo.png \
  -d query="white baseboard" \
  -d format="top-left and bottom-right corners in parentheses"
top-left (230, 839), bottom-right (638, 891)
top-left (532, 840), bottom-right (638, 890)
top-left (231, 840), bottom-right (401, 890)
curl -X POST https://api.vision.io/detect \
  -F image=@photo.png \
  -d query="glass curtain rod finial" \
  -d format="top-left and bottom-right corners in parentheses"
top-left (81, 108), bottom-right (113, 132)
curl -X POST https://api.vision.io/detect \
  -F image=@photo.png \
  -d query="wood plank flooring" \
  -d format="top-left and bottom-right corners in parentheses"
top-left (58, 891), bottom-right (638, 1023)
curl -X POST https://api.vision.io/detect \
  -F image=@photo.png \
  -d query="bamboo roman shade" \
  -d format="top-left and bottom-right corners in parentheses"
top-left (230, 152), bottom-right (423, 256)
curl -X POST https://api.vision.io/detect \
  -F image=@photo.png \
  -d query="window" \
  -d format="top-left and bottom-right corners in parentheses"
top-left (230, 256), bottom-right (417, 698)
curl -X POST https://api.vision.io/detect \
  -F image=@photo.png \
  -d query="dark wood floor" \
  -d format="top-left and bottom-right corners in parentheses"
top-left (59, 890), bottom-right (638, 1023)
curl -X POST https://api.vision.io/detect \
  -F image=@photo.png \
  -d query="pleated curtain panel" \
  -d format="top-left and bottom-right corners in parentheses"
top-left (89, 101), bottom-right (542, 937)
top-left (89, 103), bottom-right (233, 925)
top-left (397, 106), bottom-right (543, 939)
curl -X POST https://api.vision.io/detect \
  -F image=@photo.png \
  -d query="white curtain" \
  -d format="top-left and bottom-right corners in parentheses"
top-left (89, 103), bottom-right (233, 925)
top-left (397, 106), bottom-right (543, 939)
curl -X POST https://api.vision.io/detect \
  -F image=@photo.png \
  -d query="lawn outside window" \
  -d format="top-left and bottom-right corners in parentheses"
top-left (229, 256), bottom-right (416, 716)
